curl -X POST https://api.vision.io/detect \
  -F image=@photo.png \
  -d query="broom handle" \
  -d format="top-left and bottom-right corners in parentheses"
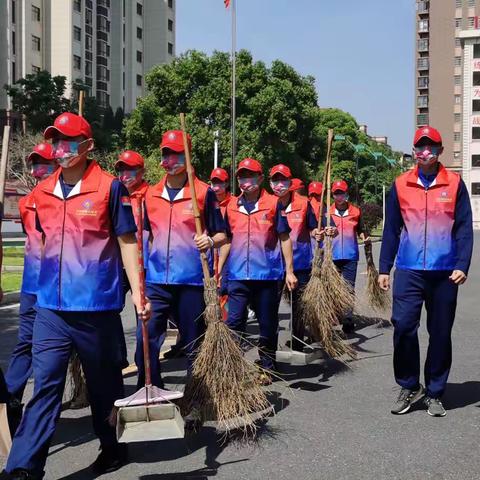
top-left (316, 145), bottom-right (330, 230)
top-left (179, 113), bottom-right (212, 282)
top-left (326, 129), bottom-right (334, 225)
top-left (78, 90), bottom-right (84, 117)
top-left (364, 240), bottom-right (375, 268)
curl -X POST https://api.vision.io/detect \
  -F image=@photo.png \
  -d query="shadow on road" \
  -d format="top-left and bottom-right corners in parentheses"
top-left (443, 381), bottom-right (480, 410)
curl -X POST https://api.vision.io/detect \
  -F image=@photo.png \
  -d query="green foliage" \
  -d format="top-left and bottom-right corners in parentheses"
top-left (5, 70), bottom-right (70, 132)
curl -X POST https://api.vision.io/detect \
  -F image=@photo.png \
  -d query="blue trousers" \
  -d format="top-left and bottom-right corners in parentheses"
top-left (5, 293), bottom-right (37, 400)
top-left (292, 270), bottom-right (311, 351)
top-left (227, 280), bottom-right (280, 370)
top-left (135, 284), bottom-right (205, 389)
top-left (392, 269), bottom-right (458, 399)
top-left (334, 259), bottom-right (358, 323)
top-left (6, 308), bottom-right (124, 475)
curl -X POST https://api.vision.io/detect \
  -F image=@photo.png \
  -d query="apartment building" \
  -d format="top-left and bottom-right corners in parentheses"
top-left (0, 0), bottom-right (176, 112)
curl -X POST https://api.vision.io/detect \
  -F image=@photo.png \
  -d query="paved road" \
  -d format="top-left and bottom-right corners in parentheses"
top-left (1, 238), bottom-right (480, 480)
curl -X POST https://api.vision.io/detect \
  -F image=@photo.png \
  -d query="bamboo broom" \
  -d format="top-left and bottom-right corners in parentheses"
top-left (179, 114), bottom-right (269, 437)
top-left (364, 241), bottom-right (391, 314)
top-left (300, 129), bottom-right (356, 360)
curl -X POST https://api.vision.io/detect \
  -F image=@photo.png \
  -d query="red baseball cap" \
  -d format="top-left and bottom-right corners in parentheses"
top-left (290, 178), bottom-right (304, 191)
top-left (210, 167), bottom-right (229, 182)
top-left (160, 130), bottom-right (192, 153)
top-left (308, 181), bottom-right (323, 196)
top-left (332, 180), bottom-right (348, 193)
top-left (44, 112), bottom-right (92, 140)
top-left (115, 150), bottom-right (144, 169)
top-left (413, 126), bottom-right (442, 146)
top-left (269, 164), bottom-right (292, 179)
top-left (236, 158), bottom-right (262, 174)
top-left (27, 143), bottom-right (55, 163)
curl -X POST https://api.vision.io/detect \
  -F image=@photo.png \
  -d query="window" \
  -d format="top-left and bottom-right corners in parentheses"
top-left (86, 9), bottom-right (92, 24)
top-left (474, 72), bottom-right (480, 86)
top-left (417, 114), bottom-right (429, 126)
top-left (456, 18), bottom-right (462, 28)
top-left (455, 95), bottom-right (462, 104)
top-left (97, 65), bottom-right (108, 81)
top-left (97, 40), bottom-right (108, 56)
top-left (74, 0), bottom-right (81, 11)
top-left (98, 31), bottom-right (108, 42)
top-left (455, 113), bottom-right (461, 123)
top-left (97, 81), bottom-right (108, 92)
top-left (85, 35), bottom-right (92, 50)
top-left (468, 0), bottom-right (475, 6)
top-left (168, 0), bottom-right (173, 8)
top-left (123, 48), bottom-right (125, 65)
top-left (473, 99), bottom-right (480, 111)
top-left (455, 75), bottom-right (462, 85)
top-left (12, 31), bottom-right (15, 55)
top-left (456, 0), bottom-right (462, 7)
top-left (85, 60), bottom-right (92, 76)
top-left (454, 56), bottom-right (462, 66)
top-left (417, 1), bottom-right (428, 13)
top-left (31, 35), bottom-right (40, 51)
top-left (32, 5), bottom-right (40, 21)
top-left (418, 19), bottom-right (429, 32)
top-left (98, 16), bottom-right (109, 32)
top-left (123, 23), bottom-right (125, 41)
top-left (123, 72), bottom-right (125, 89)
top-left (417, 95), bottom-right (428, 108)
top-left (418, 39), bottom-right (428, 52)
top-left (473, 127), bottom-right (480, 139)
top-left (418, 76), bottom-right (429, 88)
top-left (136, 50), bottom-right (142, 62)
top-left (472, 182), bottom-right (480, 195)
top-left (168, 42), bottom-right (173, 55)
top-left (86, 51), bottom-right (92, 61)
top-left (468, 17), bottom-right (475, 29)
top-left (472, 155), bottom-right (480, 167)
top-left (137, 27), bottom-right (142, 39)
top-left (97, 56), bottom-right (107, 66)
top-left (475, 44), bottom-right (480, 58)
top-left (137, 2), bottom-right (142, 15)
top-left (456, 38), bottom-right (461, 47)
top-left (137, 74), bottom-right (142, 86)
top-left (168, 19), bottom-right (173, 32)
top-left (417, 57), bottom-right (429, 70)
top-left (32, 65), bottom-right (40, 74)
top-left (73, 55), bottom-right (81, 70)
top-left (96, 91), bottom-right (108, 107)
top-left (454, 132), bottom-right (461, 142)
top-left (74, 26), bottom-right (81, 41)
top-left (11, 0), bottom-right (15, 23)
top-left (12, 61), bottom-right (16, 83)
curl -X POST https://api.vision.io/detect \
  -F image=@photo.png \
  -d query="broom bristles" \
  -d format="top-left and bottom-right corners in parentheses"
top-left (184, 278), bottom-right (270, 438)
top-left (301, 240), bottom-right (357, 361)
top-left (68, 351), bottom-right (89, 408)
top-left (366, 264), bottom-right (392, 314)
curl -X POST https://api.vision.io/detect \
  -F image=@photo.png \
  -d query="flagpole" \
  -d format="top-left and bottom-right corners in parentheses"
top-left (230, 0), bottom-right (237, 194)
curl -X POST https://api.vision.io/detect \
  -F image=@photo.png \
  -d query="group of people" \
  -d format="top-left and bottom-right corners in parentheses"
top-left (0, 114), bottom-right (474, 479)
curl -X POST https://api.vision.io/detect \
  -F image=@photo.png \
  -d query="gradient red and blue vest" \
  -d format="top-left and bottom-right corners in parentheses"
top-left (33, 161), bottom-right (123, 311)
top-left (285, 193), bottom-right (312, 271)
top-left (395, 165), bottom-right (460, 270)
top-left (330, 203), bottom-right (361, 261)
top-left (19, 191), bottom-right (42, 295)
top-left (226, 190), bottom-right (283, 281)
top-left (145, 176), bottom-right (208, 286)
top-left (130, 181), bottom-right (149, 267)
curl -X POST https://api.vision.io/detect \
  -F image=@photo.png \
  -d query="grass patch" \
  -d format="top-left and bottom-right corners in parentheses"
top-left (3, 247), bottom-right (25, 267)
top-left (2, 272), bottom-right (22, 292)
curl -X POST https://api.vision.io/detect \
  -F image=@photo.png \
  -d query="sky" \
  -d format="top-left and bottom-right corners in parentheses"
top-left (176, 0), bottom-right (415, 152)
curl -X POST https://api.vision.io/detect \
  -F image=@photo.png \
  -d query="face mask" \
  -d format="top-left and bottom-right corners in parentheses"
top-left (270, 179), bottom-right (291, 197)
top-left (333, 193), bottom-right (348, 203)
top-left (52, 139), bottom-right (88, 168)
top-left (118, 168), bottom-right (142, 189)
top-left (414, 146), bottom-right (441, 167)
top-left (31, 163), bottom-right (57, 180)
top-left (238, 176), bottom-right (260, 193)
top-left (211, 182), bottom-right (227, 195)
top-left (161, 153), bottom-right (186, 175)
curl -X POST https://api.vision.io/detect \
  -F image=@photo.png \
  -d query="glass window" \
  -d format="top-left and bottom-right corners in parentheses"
top-left (31, 35), bottom-right (40, 51)
top-left (474, 44), bottom-right (480, 58)
top-left (468, 17), bottom-right (475, 29)
top-left (454, 132), bottom-right (461, 142)
top-left (455, 95), bottom-right (462, 104)
top-left (472, 126), bottom-right (480, 139)
top-left (455, 113), bottom-right (461, 123)
top-left (417, 57), bottom-right (429, 70)
top-left (86, 9), bottom-right (92, 25)
top-left (168, 19), bottom-right (173, 32)
top-left (456, 38), bottom-right (461, 47)
top-left (73, 55), bottom-right (81, 70)
top-left (418, 19), bottom-right (429, 32)
top-left (474, 72), bottom-right (480, 86)
top-left (472, 155), bottom-right (480, 167)
top-left (168, 42), bottom-right (173, 55)
top-left (137, 74), bottom-right (142, 86)
top-left (417, 114), bottom-right (429, 126)
top-left (137, 2), bottom-right (142, 15)
top-left (85, 61), bottom-right (92, 76)
top-left (137, 27), bottom-right (142, 39)
top-left (168, 0), bottom-right (173, 7)
top-left (456, 18), bottom-right (462, 28)
top-left (74, 26), bottom-right (81, 42)
top-left (11, 0), bottom-right (15, 24)
top-left (85, 34), bottom-right (92, 50)
top-left (468, 0), bottom-right (475, 6)
top-left (32, 5), bottom-right (40, 21)
top-left (74, 0), bottom-right (81, 12)
top-left (472, 182), bottom-right (480, 195)
top-left (417, 95), bottom-right (428, 108)
top-left (456, 0), bottom-right (462, 7)
top-left (455, 56), bottom-right (462, 66)
top-left (12, 61), bottom-right (15, 83)
top-left (455, 75), bottom-right (462, 85)
top-left (418, 39), bottom-right (428, 52)
top-left (137, 50), bottom-right (142, 62)
top-left (418, 76), bottom-right (429, 88)
top-left (473, 99), bottom-right (480, 111)
top-left (12, 31), bottom-right (15, 55)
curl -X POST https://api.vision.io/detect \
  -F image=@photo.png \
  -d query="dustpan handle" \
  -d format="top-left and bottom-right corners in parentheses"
top-left (136, 198), bottom-right (151, 387)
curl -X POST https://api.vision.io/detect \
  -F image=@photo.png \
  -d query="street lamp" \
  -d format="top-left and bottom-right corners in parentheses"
top-left (204, 117), bottom-right (221, 170)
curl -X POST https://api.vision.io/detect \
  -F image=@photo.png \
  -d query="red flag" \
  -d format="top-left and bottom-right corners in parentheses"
top-left (224, 0), bottom-right (230, 8)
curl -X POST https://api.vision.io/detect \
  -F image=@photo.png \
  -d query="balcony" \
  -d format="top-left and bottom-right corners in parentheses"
top-left (418, 20), bottom-right (429, 33)
top-left (418, 76), bottom-right (429, 89)
top-left (417, 1), bottom-right (429, 14)
top-left (417, 57), bottom-right (429, 70)
top-left (418, 39), bottom-right (429, 52)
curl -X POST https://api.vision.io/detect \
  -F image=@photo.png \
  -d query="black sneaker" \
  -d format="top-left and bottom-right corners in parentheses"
top-left (163, 345), bottom-right (185, 359)
top-left (391, 385), bottom-right (425, 415)
top-left (424, 396), bottom-right (446, 417)
top-left (342, 319), bottom-right (355, 334)
top-left (91, 443), bottom-right (128, 475)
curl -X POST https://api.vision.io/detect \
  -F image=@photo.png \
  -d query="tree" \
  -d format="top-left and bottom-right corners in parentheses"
top-left (124, 50), bottom-right (321, 180)
top-left (5, 70), bottom-right (70, 132)
top-left (113, 107), bottom-right (125, 133)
